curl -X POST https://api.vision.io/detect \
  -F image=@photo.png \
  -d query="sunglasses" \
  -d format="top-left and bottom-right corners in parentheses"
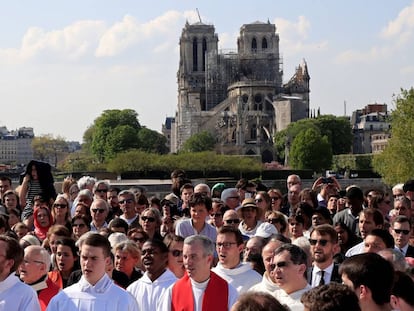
top-left (255, 198), bottom-right (263, 203)
top-left (211, 213), bottom-right (222, 217)
top-left (133, 237), bottom-right (147, 243)
top-left (308, 239), bottom-right (330, 246)
top-left (270, 261), bottom-right (290, 270)
top-left (72, 223), bottom-right (86, 228)
top-left (53, 204), bottom-right (67, 209)
top-left (225, 219), bottom-right (240, 224)
top-left (119, 199), bottom-right (134, 204)
top-left (217, 242), bottom-right (237, 249)
top-left (95, 189), bottom-right (108, 193)
top-left (271, 197), bottom-right (281, 201)
top-left (170, 249), bottom-right (183, 257)
top-left (394, 229), bottom-right (410, 235)
top-left (91, 208), bottom-right (106, 214)
top-left (141, 216), bottom-right (156, 222)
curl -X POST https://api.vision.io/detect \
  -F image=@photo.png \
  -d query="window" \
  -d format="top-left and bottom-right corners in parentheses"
top-left (193, 38), bottom-right (198, 71)
top-left (251, 38), bottom-right (257, 52)
top-left (262, 38), bottom-right (268, 49)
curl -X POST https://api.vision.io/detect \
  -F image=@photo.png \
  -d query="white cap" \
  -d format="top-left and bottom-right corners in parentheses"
top-left (255, 222), bottom-right (278, 238)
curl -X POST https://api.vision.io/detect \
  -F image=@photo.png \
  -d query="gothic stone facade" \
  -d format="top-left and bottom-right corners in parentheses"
top-left (168, 20), bottom-right (310, 162)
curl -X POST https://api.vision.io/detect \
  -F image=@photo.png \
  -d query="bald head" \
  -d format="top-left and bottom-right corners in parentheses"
top-left (223, 210), bottom-right (240, 228)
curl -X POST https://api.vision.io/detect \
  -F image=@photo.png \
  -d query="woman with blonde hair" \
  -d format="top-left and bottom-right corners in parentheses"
top-left (51, 195), bottom-right (72, 232)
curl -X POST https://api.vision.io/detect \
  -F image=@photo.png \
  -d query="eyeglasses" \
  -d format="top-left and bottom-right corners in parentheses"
top-left (211, 213), bottom-right (222, 217)
top-left (229, 196), bottom-right (240, 199)
top-left (95, 189), bottom-right (108, 193)
top-left (170, 249), bottom-right (183, 257)
top-left (91, 208), bottom-right (106, 214)
top-left (22, 259), bottom-right (44, 265)
top-left (309, 239), bottom-right (330, 246)
top-left (141, 216), bottom-right (156, 222)
top-left (72, 223), bottom-right (86, 228)
top-left (53, 204), bottom-right (67, 209)
top-left (224, 219), bottom-right (240, 224)
top-left (394, 229), bottom-right (410, 235)
top-left (268, 218), bottom-right (281, 224)
top-left (119, 199), bottom-right (134, 204)
top-left (217, 242), bottom-right (237, 249)
top-left (132, 237), bottom-right (147, 243)
top-left (255, 198), bottom-right (263, 203)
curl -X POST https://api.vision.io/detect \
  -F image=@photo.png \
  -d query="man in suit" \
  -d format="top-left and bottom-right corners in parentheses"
top-left (307, 224), bottom-right (342, 287)
top-left (390, 215), bottom-right (414, 257)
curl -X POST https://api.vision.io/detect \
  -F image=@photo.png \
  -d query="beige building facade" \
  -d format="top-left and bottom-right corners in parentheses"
top-left (166, 20), bottom-right (310, 162)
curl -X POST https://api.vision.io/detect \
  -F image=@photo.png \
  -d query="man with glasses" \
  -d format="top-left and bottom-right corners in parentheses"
top-left (271, 243), bottom-right (311, 311)
top-left (222, 210), bottom-right (241, 227)
top-left (159, 235), bottom-right (239, 310)
top-left (307, 224), bottom-right (342, 287)
top-left (89, 199), bottom-right (109, 232)
top-left (221, 188), bottom-right (241, 210)
top-left (47, 233), bottom-right (138, 310)
top-left (92, 180), bottom-right (109, 201)
top-left (19, 245), bottom-right (60, 310)
top-left (0, 235), bottom-right (40, 310)
top-left (212, 226), bottom-right (261, 294)
top-left (390, 215), bottom-right (414, 257)
top-left (118, 190), bottom-right (140, 229)
top-left (127, 239), bottom-right (177, 310)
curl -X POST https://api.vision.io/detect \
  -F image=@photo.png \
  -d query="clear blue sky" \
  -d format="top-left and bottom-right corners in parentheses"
top-left (0, 0), bottom-right (413, 142)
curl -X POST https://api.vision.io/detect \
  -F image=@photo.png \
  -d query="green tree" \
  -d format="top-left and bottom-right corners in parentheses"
top-left (373, 88), bottom-right (414, 184)
top-left (32, 134), bottom-right (68, 167)
top-left (275, 115), bottom-right (352, 162)
top-left (137, 127), bottom-right (169, 154)
top-left (314, 115), bottom-right (352, 155)
top-left (182, 131), bottom-right (216, 153)
top-left (88, 109), bottom-right (141, 162)
top-left (289, 127), bottom-right (332, 171)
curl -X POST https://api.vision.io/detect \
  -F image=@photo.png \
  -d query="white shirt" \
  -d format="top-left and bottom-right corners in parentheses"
top-left (0, 273), bottom-right (40, 311)
top-left (311, 263), bottom-right (334, 287)
top-left (249, 272), bottom-right (279, 294)
top-left (127, 268), bottom-right (177, 310)
top-left (273, 284), bottom-right (312, 311)
top-left (175, 218), bottom-right (217, 242)
top-left (46, 274), bottom-right (138, 311)
top-left (158, 276), bottom-right (239, 311)
top-left (212, 262), bottom-right (262, 294)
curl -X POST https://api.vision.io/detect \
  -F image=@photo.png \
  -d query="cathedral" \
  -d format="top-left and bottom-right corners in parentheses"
top-left (163, 20), bottom-right (310, 162)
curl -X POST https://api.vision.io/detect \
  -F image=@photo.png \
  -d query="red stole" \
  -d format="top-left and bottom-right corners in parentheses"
top-left (171, 271), bottom-right (229, 311)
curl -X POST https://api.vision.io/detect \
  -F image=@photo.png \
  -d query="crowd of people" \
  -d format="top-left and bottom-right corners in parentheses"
top-left (1, 162), bottom-right (414, 310)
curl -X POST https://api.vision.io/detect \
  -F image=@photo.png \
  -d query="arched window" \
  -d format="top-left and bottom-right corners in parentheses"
top-left (193, 38), bottom-right (198, 71)
top-left (251, 38), bottom-right (257, 52)
top-left (202, 38), bottom-right (207, 71)
top-left (262, 38), bottom-right (268, 49)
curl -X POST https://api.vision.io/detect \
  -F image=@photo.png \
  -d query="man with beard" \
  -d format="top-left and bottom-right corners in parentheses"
top-left (127, 239), bottom-right (177, 310)
top-left (307, 224), bottom-right (342, 287)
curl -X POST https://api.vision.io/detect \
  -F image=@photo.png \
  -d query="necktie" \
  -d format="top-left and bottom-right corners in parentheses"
top-left (319, 270), bottom-right (325, 286)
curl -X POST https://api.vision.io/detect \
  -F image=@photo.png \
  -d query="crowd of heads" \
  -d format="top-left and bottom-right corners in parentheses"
top-left (2, 168), bottom-right (414, 310)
